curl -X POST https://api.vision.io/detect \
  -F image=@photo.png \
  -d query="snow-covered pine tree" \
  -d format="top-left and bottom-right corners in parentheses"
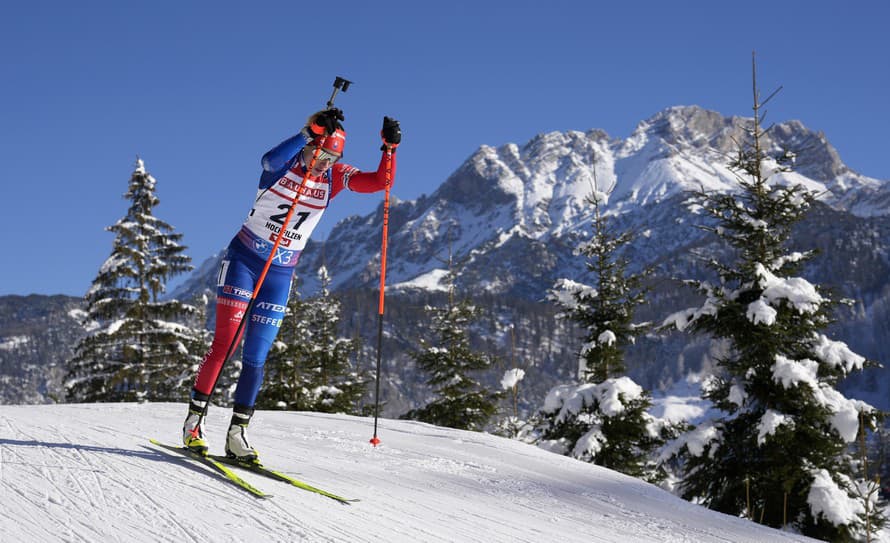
top-left (538, 177), bottom-right (667, 482)
top-left (664, 56), bottom-right (881, 540)
top-left (66, 159), bottom-right (206, 402)
top-left (257, 266), bottom-right (365, 414)
top-left (404, 257), bottom-right (501, 431)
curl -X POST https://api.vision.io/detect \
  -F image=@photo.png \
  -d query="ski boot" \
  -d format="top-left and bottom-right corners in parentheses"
top-left (182, 392), bottom-right (210, 455)
top-left (225, 405), bottom-right (259, 464)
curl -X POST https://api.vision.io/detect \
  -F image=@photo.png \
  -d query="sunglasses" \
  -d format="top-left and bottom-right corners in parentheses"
top-left (306, 146), bottom-right (341, 165)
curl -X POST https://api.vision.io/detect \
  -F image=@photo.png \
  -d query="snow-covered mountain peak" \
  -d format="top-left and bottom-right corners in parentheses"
top-left (456, 130), bottom-right (615, 238)
top-left (594, 105), bottom-right (885, 212)
top-left (640, 105), bottom-right (730, 141)
top-left (172, 105), bottom-right (889, 299)
top-left (355, 106), bottom-right (885, 288)
top-left (454, 106), bottom-right (749, 225)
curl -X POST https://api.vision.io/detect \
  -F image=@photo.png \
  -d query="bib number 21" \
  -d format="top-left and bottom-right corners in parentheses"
top-left (269, 205), bottom-right (311, 232)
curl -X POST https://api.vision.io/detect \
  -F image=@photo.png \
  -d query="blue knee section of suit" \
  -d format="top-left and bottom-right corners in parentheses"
top-left (234, 359), bottom-right (265, 407)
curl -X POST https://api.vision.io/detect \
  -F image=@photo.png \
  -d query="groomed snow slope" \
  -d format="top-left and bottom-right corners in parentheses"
top-left (0, 403), bottom-right (820, 543)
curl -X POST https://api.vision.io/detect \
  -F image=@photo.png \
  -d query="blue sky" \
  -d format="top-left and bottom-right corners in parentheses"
top-left (1, 1), bottom-right (887, 296)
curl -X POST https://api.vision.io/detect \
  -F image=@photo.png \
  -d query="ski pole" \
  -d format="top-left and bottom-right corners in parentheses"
top-left (327, 77), bottom-right (352, 108)
top-left (194, 77), bottom-right (350, 427)
top-left (369, 147), bottom-right (394, 447)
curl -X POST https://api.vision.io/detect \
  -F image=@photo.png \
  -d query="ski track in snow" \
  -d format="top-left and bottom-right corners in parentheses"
top-left (0, 403), bottom-right (824, 543)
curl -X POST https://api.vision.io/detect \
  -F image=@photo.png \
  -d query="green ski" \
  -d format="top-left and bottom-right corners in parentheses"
top-left (210, 455), bottom-right (357, 505)
top-left (149, 439), bottom-right (269, 499)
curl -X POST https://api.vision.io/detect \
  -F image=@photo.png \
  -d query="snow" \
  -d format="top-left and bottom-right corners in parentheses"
top-left (549, 278), bottom-right (597, 312)
top-left (590, 189), bottom-right (610, 206)
top-left (746, 298), bottom-right (778, 325)
top-left (771, 355), bottom-right (819, 389)
top-left (0, 335), bottom-right (29, 351)
top-left (542, 378), bottom-right (645, 424)
top-left (573, 427), bottom-right (606, 457)
top-left (668, 265), bottom-right (827, 331)
top-left (812, 386), bottom-right (870, 443)
top-left (106, 318), bottom-right (126, 335)
top-left (499, 368), bottom-right (525, 390)
top-left (0, 403), bottom-right (824, 543)
top-left (650, 394), bottom-right (709, 424)
top-left (756, 409), bottom-right (792, 445)
top-left (770, 355), bottom-right (872, 442)
top-left (68, 308), bottom-right (89, 322)
top-left (597, 377), bottom-right (643, 416)
top-left (391, 269), bottom-right (450, 292)
top-left (662, 290), bottom-right (720, 331)
top-left (812, 333), bottom-right (866, 373)
top-left (807, 470), bottom-right (866, 527)
top-left (649, 375), bottom-right (715, 425)
top-left (755, 264), bottom-right (824, 314)
top-left (597, 330), bottom-right (617, 346)
top-left (728, 383), bottom-right (748, 407)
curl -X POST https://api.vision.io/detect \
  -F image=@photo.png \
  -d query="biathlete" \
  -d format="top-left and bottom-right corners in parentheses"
top-left (183, 108), bottom-right (401, 461)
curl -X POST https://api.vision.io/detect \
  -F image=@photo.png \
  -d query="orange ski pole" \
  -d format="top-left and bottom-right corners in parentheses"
top-left (370, 147), bottom-right (394, 447)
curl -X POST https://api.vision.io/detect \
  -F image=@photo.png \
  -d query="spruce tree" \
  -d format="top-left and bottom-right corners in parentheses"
top-left (66, 159), bottom-right (206, 402)
top-left (538, 179), bottom-right (667, 482)
top-left (257, 266), bottom-right (365, 413)
top-left (665, 56), bottom-right (881, 540)
top-left (404, 258), bottom-right (501, 431)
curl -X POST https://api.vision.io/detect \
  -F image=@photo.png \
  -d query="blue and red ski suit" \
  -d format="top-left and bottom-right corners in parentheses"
top-left (192, 129), bottom-right (395, 410)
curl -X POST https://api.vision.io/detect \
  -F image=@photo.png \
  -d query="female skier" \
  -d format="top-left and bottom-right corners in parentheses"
top-left (183, 108), bottom-right (401, 461)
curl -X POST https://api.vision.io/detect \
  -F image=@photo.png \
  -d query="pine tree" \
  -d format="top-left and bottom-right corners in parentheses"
top-left (66, 159), bottom-right (206, 402)
top-left (404, 259), bottom-right (501, 432)
top-left (538, 176), bottom-right (667, 482)
top-left (665, 55), bottom-right (881, 540)
top-left (257, 266), bottom-right (365, 414)
top-left (551, 183), bottom-right (649, 383)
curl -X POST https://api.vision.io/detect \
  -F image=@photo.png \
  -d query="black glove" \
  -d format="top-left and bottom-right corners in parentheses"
top-left (381, 116), bottom-right (401, 149)
top-left (307, 108), bottom-right (345, 137)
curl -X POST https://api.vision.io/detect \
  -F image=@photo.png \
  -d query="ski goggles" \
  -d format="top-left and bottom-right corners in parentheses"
top-left (307, 147), bottom-right (341, 164)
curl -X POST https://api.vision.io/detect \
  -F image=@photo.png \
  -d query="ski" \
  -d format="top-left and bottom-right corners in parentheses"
top-left (149, 439), bottom-right (269, 499)
top-left (209, 455), bottom-right (357, 505)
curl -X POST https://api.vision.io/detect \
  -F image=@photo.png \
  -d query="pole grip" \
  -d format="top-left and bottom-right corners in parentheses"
top-left (377, 149), bottom-right (393, 314)
top-left (327, 76), bottom-right (352, 108)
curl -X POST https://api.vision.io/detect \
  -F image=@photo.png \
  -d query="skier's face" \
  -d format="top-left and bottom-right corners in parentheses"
top-left (303, 146), bottom-right (340, 176)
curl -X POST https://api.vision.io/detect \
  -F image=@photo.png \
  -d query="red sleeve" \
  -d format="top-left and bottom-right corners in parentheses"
top-left (330, 150), bottom-right (397, 198)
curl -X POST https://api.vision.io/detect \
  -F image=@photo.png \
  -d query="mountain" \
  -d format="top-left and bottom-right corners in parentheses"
top-left (342, 106), bottom-right (882, 282)
top-left (0, 402), bottom-right (827, 543)
top-left (0, 295), bottom-right (84, 404)
top-left (4, 106), bottom-right (889, 415)
top-left (168, 105), bottom-right (890, 410)
top-left (177, 106), bottom-right (887, 296)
